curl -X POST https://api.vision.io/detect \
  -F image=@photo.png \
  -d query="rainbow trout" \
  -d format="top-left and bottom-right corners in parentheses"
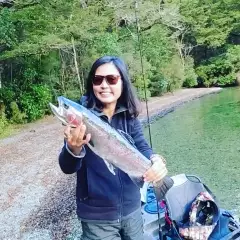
top-left (49, 96), bottom-right (173, 200)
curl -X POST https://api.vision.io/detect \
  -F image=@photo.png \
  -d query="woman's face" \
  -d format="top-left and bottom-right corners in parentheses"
top-left (93, 63), bottom-right (123, 107)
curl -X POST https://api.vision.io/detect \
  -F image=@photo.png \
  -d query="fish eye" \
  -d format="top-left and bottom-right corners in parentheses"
top-left (63, 103), bottom-right (69, 109)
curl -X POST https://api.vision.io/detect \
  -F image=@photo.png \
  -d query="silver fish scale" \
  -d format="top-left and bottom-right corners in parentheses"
top-left (81, 108), bottom-right (151, 177)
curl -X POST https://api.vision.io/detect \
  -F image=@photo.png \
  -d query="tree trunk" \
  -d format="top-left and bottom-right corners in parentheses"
top-left (71, 37), bottom-right (83, 94)
top-left (236, 71), bottom-right (240, 86)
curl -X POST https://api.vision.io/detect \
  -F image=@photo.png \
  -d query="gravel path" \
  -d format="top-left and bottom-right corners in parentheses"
top-left (0, 88), bottom-right (222, 240)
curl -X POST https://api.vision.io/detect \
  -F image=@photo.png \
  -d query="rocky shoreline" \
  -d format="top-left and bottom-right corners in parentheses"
top-left (139, 87), bottom-right (222, 125)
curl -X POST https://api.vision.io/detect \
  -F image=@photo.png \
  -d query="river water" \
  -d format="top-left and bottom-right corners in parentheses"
top-left (144, 87), bottom-right (240, 215)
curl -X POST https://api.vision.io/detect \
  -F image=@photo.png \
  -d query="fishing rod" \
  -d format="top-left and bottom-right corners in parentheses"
top-left (133, 1), bottom-right (164, 239)
top-left (133, 2), bottom-right (178, 240)
top-left (134, 0), bottom-right (153, 148)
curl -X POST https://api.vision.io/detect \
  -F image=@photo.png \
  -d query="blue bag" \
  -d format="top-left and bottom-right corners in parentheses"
top-left (209, 210), bottom-right (240, 240)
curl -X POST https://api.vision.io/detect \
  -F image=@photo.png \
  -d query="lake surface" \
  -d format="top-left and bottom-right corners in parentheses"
top-left (144, 87), bottom-right (240, 215)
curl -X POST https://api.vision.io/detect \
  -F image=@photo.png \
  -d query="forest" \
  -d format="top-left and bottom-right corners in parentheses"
top-left (0, 0), bottom-right (239, 128)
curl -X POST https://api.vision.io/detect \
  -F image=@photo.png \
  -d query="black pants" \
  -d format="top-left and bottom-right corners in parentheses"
top-left (80, 208), bottom-right (144, 240)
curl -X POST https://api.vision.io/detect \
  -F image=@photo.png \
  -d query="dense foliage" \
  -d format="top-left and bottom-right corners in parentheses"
top-left (0, 0), bottom-right (239, 127)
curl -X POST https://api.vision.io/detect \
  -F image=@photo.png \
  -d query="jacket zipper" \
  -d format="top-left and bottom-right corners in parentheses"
top-left (118, 168), bottom-right (123, 222)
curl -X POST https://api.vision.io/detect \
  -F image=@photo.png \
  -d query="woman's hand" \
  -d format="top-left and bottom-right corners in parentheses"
top-left (64, 120), bottom-right (91, 156)
top-left (143, 154), bottom-right (168, 183)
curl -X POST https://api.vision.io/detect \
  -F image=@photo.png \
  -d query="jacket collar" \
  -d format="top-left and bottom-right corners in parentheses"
top-left (91, 104), bottom-right (128, 117)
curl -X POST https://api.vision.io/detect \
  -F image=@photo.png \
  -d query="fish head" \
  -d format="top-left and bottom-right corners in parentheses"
top-left (49, 96), bottom-right (84, 127)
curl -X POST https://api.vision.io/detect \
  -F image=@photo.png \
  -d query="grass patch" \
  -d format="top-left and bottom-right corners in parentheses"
top-left (0, 124), bottom-right (26, 140)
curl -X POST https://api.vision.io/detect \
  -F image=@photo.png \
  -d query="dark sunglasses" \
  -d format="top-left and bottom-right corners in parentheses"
top-left (93, 75), bottom-right (120, 86)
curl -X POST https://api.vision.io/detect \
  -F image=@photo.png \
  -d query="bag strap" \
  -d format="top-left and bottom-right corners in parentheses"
top-left (202, 183), bottom-right (217, 201)
top-left (186, 175), bottom-right (217, 202)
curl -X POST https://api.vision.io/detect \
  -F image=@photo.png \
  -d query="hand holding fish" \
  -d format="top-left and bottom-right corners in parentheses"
top-left (143, 154), bottom-right (168, 183)
top-left (64, 121), bottom-right (91, 156)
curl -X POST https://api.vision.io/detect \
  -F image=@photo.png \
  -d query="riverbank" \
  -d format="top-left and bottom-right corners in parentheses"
top-left (0, 87), bottom-right (222, 239)
top-left (139, 87), bottom-right (222, 124)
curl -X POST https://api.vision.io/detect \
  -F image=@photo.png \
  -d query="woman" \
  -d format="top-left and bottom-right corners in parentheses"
top-left (59, 56), bottom-right (168, 240)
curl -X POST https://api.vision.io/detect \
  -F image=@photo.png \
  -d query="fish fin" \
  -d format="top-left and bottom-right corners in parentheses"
top-left (87, 138), bottom-right (94, 147)
top-left (153, 176), bottom-right (174, 201)
top-left (117, 130), bottom-right (136, 147)
top-left (130, 176), bottom-right (144, 188)
top-left (86, 141), bottom-right (95, 152)
top-left (103, 159), bottom-right (116, 175)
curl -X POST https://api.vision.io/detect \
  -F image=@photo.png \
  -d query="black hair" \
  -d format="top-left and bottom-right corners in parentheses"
top-left (85, 56), bottom-right (141, 118)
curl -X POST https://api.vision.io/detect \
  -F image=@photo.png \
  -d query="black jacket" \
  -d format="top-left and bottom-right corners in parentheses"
top-left (59, 98), bottom-right (153, 221)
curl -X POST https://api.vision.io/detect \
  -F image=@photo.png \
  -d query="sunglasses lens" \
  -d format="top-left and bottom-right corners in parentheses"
top-left (106, 75), bottom-right (119, 85)
top-left (93, 76), bottom-right (104, 85)
top-left (93, 75), bottom-right (119, 85)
